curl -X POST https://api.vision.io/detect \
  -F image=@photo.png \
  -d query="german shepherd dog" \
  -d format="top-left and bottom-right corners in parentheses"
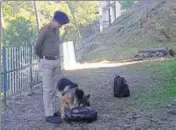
top-left (57, 78), bottom-right (90, 118)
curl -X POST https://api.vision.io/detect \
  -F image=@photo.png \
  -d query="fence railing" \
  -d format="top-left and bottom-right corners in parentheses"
top-left (1, 45), bottom-right (41, 105)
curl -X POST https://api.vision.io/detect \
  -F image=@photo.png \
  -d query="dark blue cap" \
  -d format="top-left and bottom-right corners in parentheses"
top-left (53, 11), bottom-right (69, 25)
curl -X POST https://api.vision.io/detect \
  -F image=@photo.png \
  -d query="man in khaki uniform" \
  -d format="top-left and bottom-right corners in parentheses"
top-left (34, 11), bottom-right (69, 124)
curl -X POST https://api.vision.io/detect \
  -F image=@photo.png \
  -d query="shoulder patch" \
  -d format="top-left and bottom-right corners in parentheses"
top-left (43, 28), bottom-right (49, 32)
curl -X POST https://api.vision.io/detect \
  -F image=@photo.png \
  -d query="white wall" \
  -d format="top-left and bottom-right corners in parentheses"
top-left (115, 1), bottom-right (121, 19)
top-left (98, 1), bottom-right (103, 32)
top-left (98, 1), bottom-right (122, 32)
top-left (60, 41), bottom-right (77, 70)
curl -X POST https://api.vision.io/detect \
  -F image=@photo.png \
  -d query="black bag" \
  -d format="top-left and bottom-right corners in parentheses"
top-left (113, 75), bottom-right (130, 97)
top-left (64, 106), bottom-right (98, 123)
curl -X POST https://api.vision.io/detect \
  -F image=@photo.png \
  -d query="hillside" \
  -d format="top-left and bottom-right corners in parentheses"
top-left (83, 0), bottom-right (176, 62)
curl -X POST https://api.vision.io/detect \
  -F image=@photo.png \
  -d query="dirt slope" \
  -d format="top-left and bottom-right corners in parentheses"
top-left (85, 1), bottom-right (176, 45)
top-left (82, 1), bottom-right (176, 62)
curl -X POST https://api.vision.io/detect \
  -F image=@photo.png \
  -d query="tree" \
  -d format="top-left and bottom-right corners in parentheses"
top-left (119, 0), bottom-right (134, 10)
top-left (33, 0), bottom-right (40, 32)
top-left (63, 1), bottom-right (98, 41)
top-left (66, 1), bottom-right (81, 39)
top-left (2, 1), bottom-right (99, 45)
top-left (4, 17), bottom-right (36, 46)
top-left (1, 1), bottom-right (5, 45)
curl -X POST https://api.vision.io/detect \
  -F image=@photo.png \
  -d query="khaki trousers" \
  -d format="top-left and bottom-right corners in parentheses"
top-left (38, 58), bottom-right (62, 117)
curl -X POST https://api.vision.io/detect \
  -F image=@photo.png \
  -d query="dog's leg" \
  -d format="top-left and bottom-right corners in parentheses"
top-left (68, 99), bottom-right (78, 110)
top-left (60, 98), bottom-right (65, 119)
top-left (59, 94), bottom-right (65, 119)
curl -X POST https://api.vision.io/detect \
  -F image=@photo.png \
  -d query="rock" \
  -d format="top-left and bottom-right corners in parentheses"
top-left (135, 54), bottom-right (139, 57)
top-left (148, 53), bottom-right (153, 58)
top-left (143, 53), bottom-right (149, 58)
top-left (169, 49), bottom-right (175, 56)
top-left (137, 47), bottom-right (174, 59)
top-left (167, 110), bottom-right (176, 115)
top-left (156, 52), bottom-right (160, 56)
top-left (153, 53), bottom-right (158, 57)
top-left (160, 117), bottom-right (168, 121)
top-left (123, 124), bottom-right (130, 129)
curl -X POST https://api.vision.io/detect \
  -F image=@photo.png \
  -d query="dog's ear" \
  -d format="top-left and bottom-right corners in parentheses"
top-left (86, 94), bottom-right (90, 99)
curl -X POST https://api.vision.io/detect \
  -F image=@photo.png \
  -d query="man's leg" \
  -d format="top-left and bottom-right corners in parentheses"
top-left (52, 65), bottom-right (62, 116)
top-left (42, 68), bottom-right (54, 117)
top-left (39, 59), bottom-right (62, 124)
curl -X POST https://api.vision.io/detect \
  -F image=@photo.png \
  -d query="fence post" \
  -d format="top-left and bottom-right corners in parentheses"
top-left (2, 47), bottom-right (7, 106)
top-left (29, 45), bottom-right (33, 94)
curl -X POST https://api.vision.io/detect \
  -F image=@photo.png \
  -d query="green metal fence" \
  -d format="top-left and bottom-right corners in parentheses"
top-left (1, 45), bottom-right (41, 105)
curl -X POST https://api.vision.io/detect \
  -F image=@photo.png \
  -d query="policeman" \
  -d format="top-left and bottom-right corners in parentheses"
top-left (34, 11), bottom-right (69, 124)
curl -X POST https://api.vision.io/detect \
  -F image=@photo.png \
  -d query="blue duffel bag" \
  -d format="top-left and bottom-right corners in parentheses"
top-left (64, 106), bottom-right (98, 123)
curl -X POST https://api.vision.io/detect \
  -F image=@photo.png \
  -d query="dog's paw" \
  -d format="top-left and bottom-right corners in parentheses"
top-left (61, 115), bottom-right (65, 119)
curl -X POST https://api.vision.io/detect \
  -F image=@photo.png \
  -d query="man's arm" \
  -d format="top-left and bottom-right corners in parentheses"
top-left (34, 28), bottom-right (48, 58)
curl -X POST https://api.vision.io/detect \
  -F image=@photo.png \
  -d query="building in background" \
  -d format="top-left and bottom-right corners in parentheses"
top-left (98, 1), bottom-right (122, 32)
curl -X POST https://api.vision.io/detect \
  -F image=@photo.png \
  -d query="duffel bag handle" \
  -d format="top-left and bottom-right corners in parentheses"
top-left (71, 107), bottom-right (91, 114)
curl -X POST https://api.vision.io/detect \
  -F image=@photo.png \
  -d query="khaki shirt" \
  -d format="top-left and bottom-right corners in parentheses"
top-left (34, 24), bottom-right (60, 58)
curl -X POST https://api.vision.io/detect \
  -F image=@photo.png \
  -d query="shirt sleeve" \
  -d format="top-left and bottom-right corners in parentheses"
top-left (57, 29), bottom-right (62, 44)
top-left (34, 28), bottom-right (48, 58)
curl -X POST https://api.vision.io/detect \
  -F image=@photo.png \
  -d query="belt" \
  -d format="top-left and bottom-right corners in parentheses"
top-left (43, 56), bottom-right (58, 60)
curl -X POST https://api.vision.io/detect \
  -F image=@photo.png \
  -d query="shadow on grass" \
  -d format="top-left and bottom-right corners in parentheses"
top-left (134, 58), bottom-right (176, 109)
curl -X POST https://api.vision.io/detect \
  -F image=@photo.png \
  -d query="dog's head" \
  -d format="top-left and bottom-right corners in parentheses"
top-left (75, 89), bottom-right (90, 107)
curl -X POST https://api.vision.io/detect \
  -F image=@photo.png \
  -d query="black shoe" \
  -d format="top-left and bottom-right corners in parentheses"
top-left (54, 111), bottom-right (61, 116)
top-left (45, 116), bottom-right (62, 124)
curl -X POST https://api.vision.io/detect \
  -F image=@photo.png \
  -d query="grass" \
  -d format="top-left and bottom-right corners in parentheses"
top-left (85, 40), bottom-right (176, 109)
top-left (86, 41), bottom-right (176, 62)
top-left (135, 58), bottom-right (176, 109)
